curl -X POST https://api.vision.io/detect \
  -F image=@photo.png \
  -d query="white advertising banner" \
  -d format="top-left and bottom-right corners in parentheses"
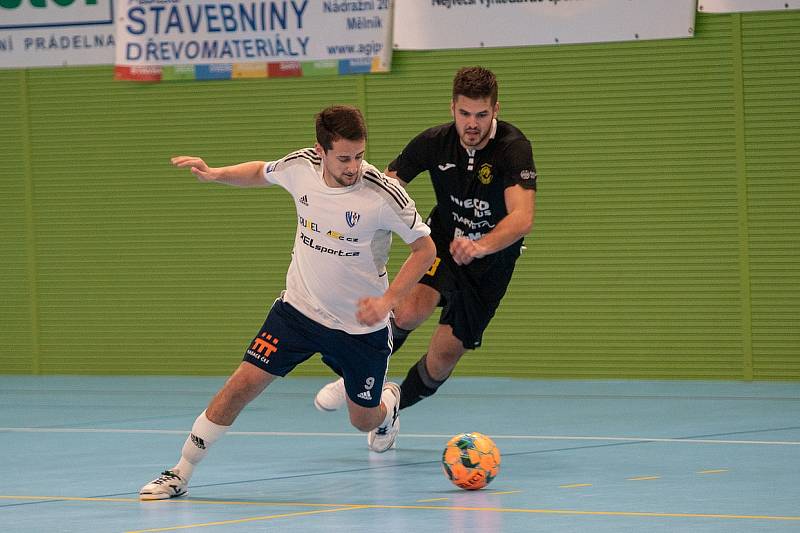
top-left (114, 0), bottom-right (393, 80)
top-left (698, 0), bottom-right (800, 12)
top-left (0, 0), bottom-right (114, 68)
top-left (394, 0), bottom-right (697, 50)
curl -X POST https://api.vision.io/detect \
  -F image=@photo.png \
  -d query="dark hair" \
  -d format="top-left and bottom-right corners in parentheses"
top-left (452, 66), bottom-right (498, 106)
top-left (315, 105), bottom-right (367, 151)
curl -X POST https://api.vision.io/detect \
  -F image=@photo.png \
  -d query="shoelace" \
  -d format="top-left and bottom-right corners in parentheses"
top-left (152, 471), bottom-right (180, 485)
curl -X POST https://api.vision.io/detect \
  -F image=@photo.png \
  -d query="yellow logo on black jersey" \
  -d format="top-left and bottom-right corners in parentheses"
top-left (478, 163), bottom-right (493, 185)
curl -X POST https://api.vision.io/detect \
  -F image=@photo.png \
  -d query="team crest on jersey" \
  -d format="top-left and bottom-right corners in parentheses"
top-left (478, 163), bottom-right (493, 185)
top-left (345, 211), bottom-right (360, 228)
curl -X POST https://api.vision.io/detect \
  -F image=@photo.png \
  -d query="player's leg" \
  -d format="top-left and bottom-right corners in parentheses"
top-left (322, 325), bottom-right (400, 452)
top-left (139, 362), bottom-right (276, 500)
top-left (399, 269), bottom-right (507, 410)
top-left (391, 282), bottom-right (441, 352)
top-left (140, 298), bottom-right (314, 500)
top-left (313, 282), bottom-right (440, 412)
top-left (399, 324), bottom-right (466, 409)
top-left (347, 382), bottom-right (400, 453)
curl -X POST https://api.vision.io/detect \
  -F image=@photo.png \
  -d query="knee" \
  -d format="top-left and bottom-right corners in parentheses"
top-left (393, 305), bottom-right (426, 331)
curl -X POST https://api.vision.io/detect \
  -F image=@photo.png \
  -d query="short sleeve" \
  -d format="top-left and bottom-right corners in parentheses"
top-left (387, 130), bottom-right (433, 184)
top-left (503, 139), bottom-right (537, 191)
top-left (382, 200), bottom-right (431, 244)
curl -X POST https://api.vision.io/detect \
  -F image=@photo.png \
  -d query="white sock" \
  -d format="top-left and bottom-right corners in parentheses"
top-left (172, 410), bottom-right (229, 482)
top-left (380, 385), bottom-right (399, 427)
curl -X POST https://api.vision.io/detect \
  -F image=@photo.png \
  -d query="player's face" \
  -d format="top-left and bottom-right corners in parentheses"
top-left (451, 95), bottom-right (498, 149)
top-left (316, 137), bottom-right (366, 188)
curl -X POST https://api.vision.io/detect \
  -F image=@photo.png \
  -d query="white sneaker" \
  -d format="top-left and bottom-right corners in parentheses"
top-left (314, 377), bottom-right (346, 412)
top-left (139, 470), bottom-right (188, 500)
top-left (368, 382), bottom-right (400, 453)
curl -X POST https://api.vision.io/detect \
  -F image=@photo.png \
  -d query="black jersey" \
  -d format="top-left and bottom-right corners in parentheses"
top-left (388, 119), bottom-right (536, 262)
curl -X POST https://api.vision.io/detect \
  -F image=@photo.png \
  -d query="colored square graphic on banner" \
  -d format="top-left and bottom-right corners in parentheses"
top-left (233, 63), bottom-right (268, 79)
top-left (301, 61), bottom-right (339, 77)
top-left (268, 62), bottom-right (302, 77)
top-left (339, 58), bottom-right (373, 75)
top-left (195, 64), bottom-right (233, 80)
top-left (114, 65), bottom-right (162, 82)
top-left (162, 65), bottom-right (196, 81)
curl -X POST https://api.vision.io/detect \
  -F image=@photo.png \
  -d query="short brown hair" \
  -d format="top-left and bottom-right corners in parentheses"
top-left (452, 66), bottom-right (498, 105)
top-left (315, 105), bottom-right (367, 151)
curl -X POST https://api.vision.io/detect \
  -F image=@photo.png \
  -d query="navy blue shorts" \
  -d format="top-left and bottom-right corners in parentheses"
top-left (243, 298), bottom-right (392, 408)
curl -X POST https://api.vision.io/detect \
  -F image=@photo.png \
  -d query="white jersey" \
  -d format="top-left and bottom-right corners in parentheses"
top-left (262, 148), bottom-right (430, 334)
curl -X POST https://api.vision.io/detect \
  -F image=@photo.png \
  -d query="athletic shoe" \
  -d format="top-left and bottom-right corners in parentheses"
top-left (139, 470), bottom-right (188, 500)
top-left (368, 382), bottom-right (400, 453)
top-left (314, 377), bottom-right (346, 412)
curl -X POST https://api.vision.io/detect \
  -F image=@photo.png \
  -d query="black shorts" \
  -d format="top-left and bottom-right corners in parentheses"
top-left (419, 237), bottom-right (518, 350)
top-left (243, 298), bottom-right (392, 408)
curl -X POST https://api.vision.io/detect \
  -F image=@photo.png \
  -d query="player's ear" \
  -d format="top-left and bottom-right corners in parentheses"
top-left (494, 101), bottom-right (500, 117)
top-left (314, 143), bottom-right (325, 159)
top-left (450, 99), bottom-right (456, 120)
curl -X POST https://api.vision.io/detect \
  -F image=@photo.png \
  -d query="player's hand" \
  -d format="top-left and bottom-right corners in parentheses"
top-left (170, 156), bottom-right (220, 182)
top-left (449, 237), bottom-right (486, 266)
top-left (356, 296), bottom-right (392, 327)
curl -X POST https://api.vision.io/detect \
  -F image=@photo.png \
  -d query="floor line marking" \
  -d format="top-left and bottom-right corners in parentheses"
top-left (628, 476), bottom-right (661, 481)
top-left (417, 498), bottom-right (449, 502)
top-left (3, 495), bottom-right (799, 522)
top-left (489, 490), bottom-right (522, 495)
top-left (0, 495), bottom-right (355, 508)
top-left (1, 427), bottom-right (798, 446)
top-left (698, 469), bottom-right (729, 474)
top-left (560, 484), bottom-right (593, 489)
top-left (124, 506), bottom-right (367, 533)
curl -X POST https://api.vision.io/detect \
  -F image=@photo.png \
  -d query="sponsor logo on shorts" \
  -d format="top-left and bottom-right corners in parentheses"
top-left (247, 332), bottom-right (279, 364)
top-left (357, 390), bottom-right (372, 400)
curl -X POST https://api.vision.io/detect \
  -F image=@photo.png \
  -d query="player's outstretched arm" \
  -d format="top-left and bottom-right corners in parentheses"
top-left (356, 235), bottom-right (436, 326)
top-left (171, 156), bottom-right (269, 188)
top-left (450, 185), bottom-right (535, 266)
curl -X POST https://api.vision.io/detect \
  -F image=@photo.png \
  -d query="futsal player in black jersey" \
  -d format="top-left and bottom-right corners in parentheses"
top-left (316, 66), bottom-right (537, 416)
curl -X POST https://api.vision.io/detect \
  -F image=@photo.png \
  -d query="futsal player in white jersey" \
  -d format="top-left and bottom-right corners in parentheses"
top-left (139, 105), bottom-right (435, 500)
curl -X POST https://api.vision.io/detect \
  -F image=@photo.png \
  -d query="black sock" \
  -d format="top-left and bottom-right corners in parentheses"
top-left (399, 354), bottom-right (447, 410)
top-left (390, 317), bottom-right (413, 353)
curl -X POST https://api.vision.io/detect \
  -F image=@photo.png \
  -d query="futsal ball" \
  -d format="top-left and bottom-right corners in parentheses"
top-left (441, 432), bottom-right (501, 490)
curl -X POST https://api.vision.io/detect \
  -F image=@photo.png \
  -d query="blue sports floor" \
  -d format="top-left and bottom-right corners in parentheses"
top-left (1, 375), bottom-right (799, 532)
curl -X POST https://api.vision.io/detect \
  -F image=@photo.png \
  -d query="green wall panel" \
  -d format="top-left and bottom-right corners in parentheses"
top-left (0, 11), bottom-right (798, 379)
top-left (0, 71), bottom-right (34, 373)
top-left (741, 12), bottom-right (800, 380)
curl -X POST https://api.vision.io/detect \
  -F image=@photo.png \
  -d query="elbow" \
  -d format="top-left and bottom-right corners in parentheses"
top-left (417, 236), bottom-right (436, 268)
top-left (423, 236), bottom-right (437, 263)
top-left (518, 218), bottom-right (534, 238)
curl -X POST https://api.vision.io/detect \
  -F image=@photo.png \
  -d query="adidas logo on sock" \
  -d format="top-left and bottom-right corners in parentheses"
top-left (190, 433), bottom-right (206, 450)
top-left (357, 390), bottom-right (372, 400)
